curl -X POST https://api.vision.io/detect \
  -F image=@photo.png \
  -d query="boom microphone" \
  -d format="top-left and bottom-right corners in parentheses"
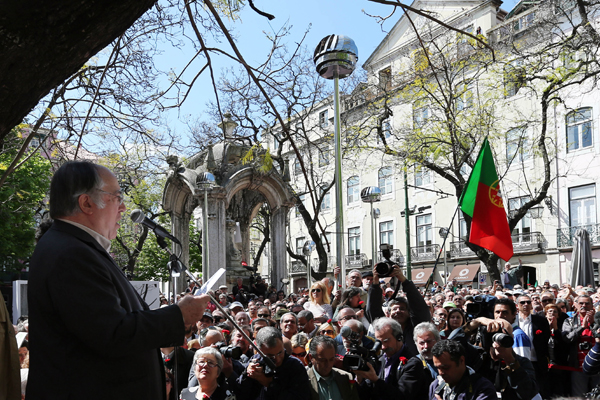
top-left (130, 209), bottom-right (181, 245)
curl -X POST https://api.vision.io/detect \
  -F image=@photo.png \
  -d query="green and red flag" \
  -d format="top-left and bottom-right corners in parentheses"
top-left (459, 138), bottom-right (513, 261)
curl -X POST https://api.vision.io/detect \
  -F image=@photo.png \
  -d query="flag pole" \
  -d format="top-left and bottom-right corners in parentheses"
top-left (424, 203), bottom-right (461, 292)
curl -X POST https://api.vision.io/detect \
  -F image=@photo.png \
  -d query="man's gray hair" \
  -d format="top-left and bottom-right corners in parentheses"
top-left (345, 318), bottom-right (364, 334)
top-left (348, 269), bottom-right (362, 277)
top-left (309, 335), bottom-right (336, 357)
top-left (281, 312), bottom-right (297, 323)
top-left (372, 317), bottom-right (403, 339)
top-left (255, 326), bottom-right (283, 348)
top-left (193, 347), bottom-right (223, 373)
top-left (413, 322), bottom-right (440, 343)
top-left (49, 161), bottom-right (106, 218)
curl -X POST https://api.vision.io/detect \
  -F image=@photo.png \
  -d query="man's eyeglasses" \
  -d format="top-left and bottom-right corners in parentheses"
top-left (541, 298), bottom-right (553, 303)
top-left (339, 315), bottom-right (356, 321)
top-left (264, 349), bottom-right (285, 361)
top-left (258, 313), bottom-right (270, 318)
top-left (519, 301), bottom-right (532, 305)
top-left (96, 189), bottom-right (124, 205)
top-left (196, 359), bottom-right (218, 369)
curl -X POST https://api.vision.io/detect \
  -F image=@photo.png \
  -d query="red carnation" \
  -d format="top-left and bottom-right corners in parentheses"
top-left (327, 319), bottom-right (332, 324)
top-left (399, 357), bottom-right (408, 365)
top-left (536, 330), bottom-right (542, 335)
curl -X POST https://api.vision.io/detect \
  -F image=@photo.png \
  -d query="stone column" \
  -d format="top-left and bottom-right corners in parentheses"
top-left (170, 195), bottom-right (194, 295)
top-left (206, 187), bottom-right (228, 288)
top-left (270, 206), bottom-right (289, 289)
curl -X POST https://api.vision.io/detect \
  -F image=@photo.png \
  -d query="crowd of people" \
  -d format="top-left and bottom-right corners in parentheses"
top-left (116, 261), bottom-right (600, 400)
top-left (12, 161), bottom-right (600, 400)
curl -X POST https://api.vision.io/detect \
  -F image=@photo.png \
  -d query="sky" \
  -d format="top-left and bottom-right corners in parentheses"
top-left (155, 0), bottom-right (520, 136)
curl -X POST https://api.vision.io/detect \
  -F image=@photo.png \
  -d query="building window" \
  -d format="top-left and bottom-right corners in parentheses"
top-left (379, 221), bottom-right (394, 246)
top-left (415, 166), bottom-right (432, 187)
top-left (459, 212), bottom-right (468, 241)
top-left (347, 176), bottom-right (359, 204)
top-left (413, 105), bottom-right (430, 129)
top-left (416, 214), bottom-right (432, 247)
top-left (457, 25), bottom-right (474, 58)
top-left (348, 227), bottom-right (361, 255)
top-left (319, 146), bottom-right (330, 167)
top-left (566, 107), bottom-right (593, 152)
top-left (319, 110), bottom-right (329, 129)
top-left (379, 67), bottom-right (391, 90)
top-left (378, 167), bottom-right (393, 195)
top-left (296, 194), bottom-right (305, 218)
top-left (509, 196), bottom-right (531, 241)
top-left (456, 83), bottom-right (473, 111)
top-left (569, 184), bottom-right (596, 227)
top-left (506, 128), bottom-right (530, 163)
top-left (296, 237), bottom-right (306, 255)
top-left (504, 61), bottom-right (525, 97)
top-left (294, 157), bottom-right (302, 175)
top-left (319, 185), bottom-right (331, 211)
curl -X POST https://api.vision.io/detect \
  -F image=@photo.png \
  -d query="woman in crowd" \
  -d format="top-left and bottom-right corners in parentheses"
top-left (316, 320), bottom-right (338, 339)
top-left (303, 281), bottom-right (333, 322)
top-left (441, 308), bottom-right (466, 338)
top-left (180, 347), bottom-right (236, 400)
top-left (290, 333), bottom-right (310, 366)
top-left (332, 286), bottom-right (369, 330)
top-left (545, 302), bottom-right (570, 397)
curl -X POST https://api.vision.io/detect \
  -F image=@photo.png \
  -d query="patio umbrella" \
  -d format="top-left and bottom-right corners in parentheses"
top-left (570, 228), bottom-right (595, 289)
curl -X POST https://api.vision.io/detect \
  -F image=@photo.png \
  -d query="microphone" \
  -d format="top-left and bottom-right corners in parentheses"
top-left (340, 325), bottom-right (356, 339)
top-left (130, 209), bottom-right (181, 245)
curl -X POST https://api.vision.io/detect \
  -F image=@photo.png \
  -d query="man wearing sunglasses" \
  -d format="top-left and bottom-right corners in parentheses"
top-left (516, 294), bottom-right (551, 397)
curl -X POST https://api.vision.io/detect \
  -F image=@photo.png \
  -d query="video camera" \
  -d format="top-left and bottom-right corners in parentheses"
top-left (340, 326), bottom-right (382, 371)
top-left (466, 294), bottom-right (497, 320)
top-left (375, 244), bottom-right (397, 278)
top-left (214, 341), bottom-right (243, 360)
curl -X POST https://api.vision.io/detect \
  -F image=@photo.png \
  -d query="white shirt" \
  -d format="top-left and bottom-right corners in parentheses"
top-left (518, 313), bottom-right (537, 361)
top-left (58, 218), bottom-right (112, 252)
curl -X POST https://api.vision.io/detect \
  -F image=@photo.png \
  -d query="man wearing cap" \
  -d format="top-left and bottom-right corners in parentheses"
top-left (229, 301), bottom-right (245, 316)
top-left (195, 311), bottom-right (215, 336)
top-left (362, 271), bottom-right (374, 290)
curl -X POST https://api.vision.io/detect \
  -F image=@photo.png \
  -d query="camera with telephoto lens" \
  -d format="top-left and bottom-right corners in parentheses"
top-left (479, 326), bottom-right (514, 350)
top-left (340, 326), bottom-right (382, 371)
top-left (215, 341), bottom-right (242, 360)
top-left (374, 244), bottom-right (397, 277)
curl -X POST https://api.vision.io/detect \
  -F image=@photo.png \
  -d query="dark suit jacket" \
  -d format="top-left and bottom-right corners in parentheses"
top-left (27, 221), bottom-right (185, 400)
top-left (529, 313), bottom-right (551, 369)
top-left (359, 346), bottom-right (428, 400)
top-left (307, 367), bottom-right (360, 400)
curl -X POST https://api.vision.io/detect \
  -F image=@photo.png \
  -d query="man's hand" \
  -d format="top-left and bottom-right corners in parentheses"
top-left (178, 294), bottom-right (210, 325)
top-left (247, 360), bottom-right (274, 387)
top-left (390, 265), bottom-right (406, 282)
top-left (221, 356), bottom-right (234, 378)
top-left (354, 362), bottom-right (379, 382)
top-left (490, 342), bottom-right (516, 364)
top-left (583, 310), bottom-right (594, 328)
top-left (372, 266), bottom-right (380, 283)
top-left (333, 266), bottom-right (341, 278)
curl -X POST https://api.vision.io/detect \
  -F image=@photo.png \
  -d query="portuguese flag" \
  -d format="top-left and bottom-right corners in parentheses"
top-left (459, 138), bottom-right (513, 261)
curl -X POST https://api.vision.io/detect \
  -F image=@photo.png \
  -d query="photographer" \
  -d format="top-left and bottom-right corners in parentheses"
top-left (237, 327), bottom-right (310, 400)
top-left (455, 300), bottom-right (540, 400)
top-left (366, 264), bottom-right (430, 355)
top-left (355, 317), bottom-right (428, 400)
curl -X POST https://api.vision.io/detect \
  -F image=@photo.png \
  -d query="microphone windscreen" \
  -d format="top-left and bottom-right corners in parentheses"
top-left (130, 209), bottom-right (145, 223)
top-left (340, 325), bottom-right (352, 338)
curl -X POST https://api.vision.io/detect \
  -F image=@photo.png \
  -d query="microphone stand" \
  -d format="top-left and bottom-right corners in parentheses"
top-left (154, 234), bottom-right (277, 372)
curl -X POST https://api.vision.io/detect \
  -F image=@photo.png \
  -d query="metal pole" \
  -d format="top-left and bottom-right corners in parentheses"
top-left (333, 73), bottom-right (346, 289)
top-left (371, 202), bottom-right (377, 267)
top-left (203, 189), bottom-right (209, 283)
top-left (443, 240), bottom-right (448, 285)
top-left (404, 161), bottom-right (411, 280)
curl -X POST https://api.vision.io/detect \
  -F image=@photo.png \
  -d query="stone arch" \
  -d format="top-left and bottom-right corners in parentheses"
top-left (162, 143), bottom-right (294, 292)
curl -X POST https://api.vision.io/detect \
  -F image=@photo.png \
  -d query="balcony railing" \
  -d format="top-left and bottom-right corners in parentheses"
top-left (512, 231), bottom-right (545, 252)
top-left (449, 240), bottom-right (476, 258)
top-left (411, 244), bottom-right (441, 262)
top-left (311, 256), bottom-right (337, 272)
top-left (344, 253), bottom-right (371, 268)
top-left (557, 224), bottom-right (600, 248)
